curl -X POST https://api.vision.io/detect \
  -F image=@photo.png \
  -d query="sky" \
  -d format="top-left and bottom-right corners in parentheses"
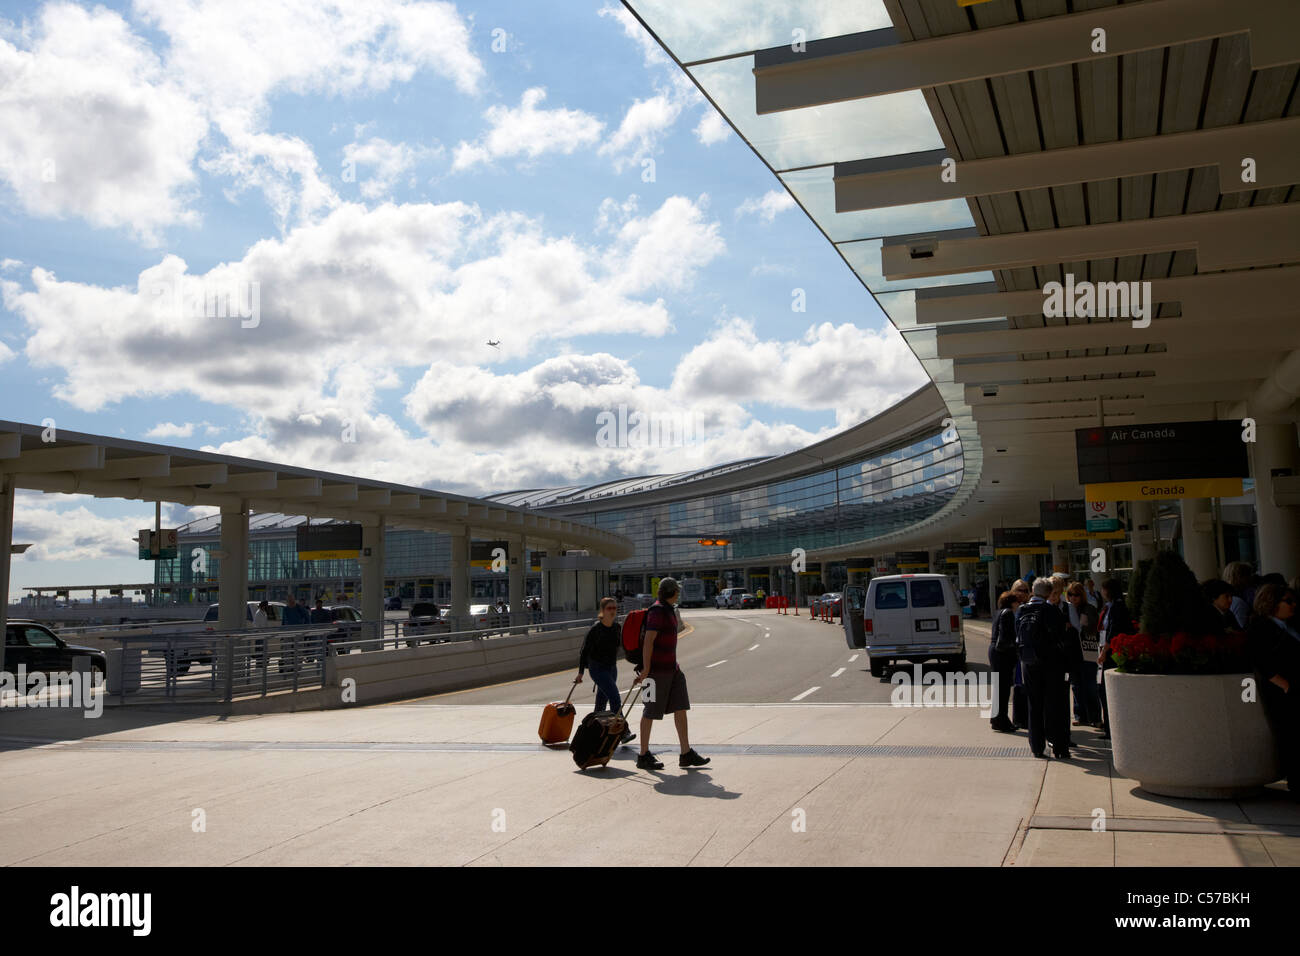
top-left (0, 0), bottom-right (928, 598)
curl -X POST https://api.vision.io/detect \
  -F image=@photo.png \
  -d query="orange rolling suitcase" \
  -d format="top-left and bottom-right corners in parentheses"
top-left (538, 683), bottom-right (577, 746)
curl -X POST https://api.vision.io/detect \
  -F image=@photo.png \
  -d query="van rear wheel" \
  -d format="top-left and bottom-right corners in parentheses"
top-left (947, 653), bottom-right (966, 670)
top-left (869, 658), bottom-right (885, 678)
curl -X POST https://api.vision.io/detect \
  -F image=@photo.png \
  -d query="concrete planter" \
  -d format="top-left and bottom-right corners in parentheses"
top-left (1105, 670), bottom-right (1282, 799)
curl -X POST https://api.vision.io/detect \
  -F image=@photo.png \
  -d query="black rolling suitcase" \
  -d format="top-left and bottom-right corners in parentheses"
top-left (570, 684), bottom-right (643, 770)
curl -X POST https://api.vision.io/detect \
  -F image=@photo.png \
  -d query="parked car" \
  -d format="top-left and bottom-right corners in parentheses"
top-left (4, 621), bottom-right (107, 679)
top-left (842, 574), bottom-right (966, 677)
top-left (384, 596), bottom-right (403, 611)
top-left (403, 602), bottom-right (451, 645)
top-left (739, 592), bottom-right (762, 609)
top-left (815, 592), bottom-right (843, 618)
top-left (715, 587), bottom-right (747, 609)
top-left (321, 604), bottom-right (369, 651)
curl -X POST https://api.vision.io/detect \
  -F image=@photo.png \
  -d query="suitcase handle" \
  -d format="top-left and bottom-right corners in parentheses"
top-left (619, 682), bottom-right (644, 719)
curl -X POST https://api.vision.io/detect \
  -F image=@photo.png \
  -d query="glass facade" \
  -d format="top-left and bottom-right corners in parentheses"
top-left (157, 429), bottom-right (962, 599)
top-left (562, 429), bottom-right (962, 572)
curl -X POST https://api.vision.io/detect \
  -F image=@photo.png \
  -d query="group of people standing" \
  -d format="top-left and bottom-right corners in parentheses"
top-left (986, 561), bottom-right (1300, 799)
top-left (988, 572), bottom-right (1130, 759)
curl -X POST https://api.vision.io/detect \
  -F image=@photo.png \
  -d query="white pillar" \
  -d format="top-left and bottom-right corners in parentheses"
top-left (509, 534), bottom-right (525, 631)
top-left (1250, 423), bottom-right (1300, 576)
top-left (957, 560), bottom-right (972, 589)
top-left (450, 528), bottom-right (470, 624)
top-left (1129, 501), bottom-right (1157, 564)
top-left (0, 472), bottom-right (14, 675)
top-left (1180, 497), bottom-right (1218, 581)
top-left (217, 503), bottom-right (249, 630)
top-left (360, 521), bottom-right (385, 623)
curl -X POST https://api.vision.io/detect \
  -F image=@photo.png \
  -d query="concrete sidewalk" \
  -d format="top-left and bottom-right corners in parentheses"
top-left (1, 640), bottom-right (1296, 865)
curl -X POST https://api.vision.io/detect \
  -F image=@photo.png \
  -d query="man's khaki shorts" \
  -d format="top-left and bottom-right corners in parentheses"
top-left (642, 668), bottom-right (690, 720)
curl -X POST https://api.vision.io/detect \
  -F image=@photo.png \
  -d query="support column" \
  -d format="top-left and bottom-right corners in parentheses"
top-left (360, 521), bottom-right (385, 625)
top-left (958, 560), bottom-right (972, 590)
top-left (217, 502), bottom-right (249, 631)
top-left (0, 473), bottom-right (14, 675)
top-left (1129, 501), bottom-right (1157, 564)
top-left (1250, 423), bottom-right (1300, 576)
top-left (1019, 554), bottom-right (1035, 579)
top-left (450, 527), bottom-right (470, 626)
top-left (1180, 498), bottom-right (1218, 581)
top-left (509, 534), bottom-right (525, 631)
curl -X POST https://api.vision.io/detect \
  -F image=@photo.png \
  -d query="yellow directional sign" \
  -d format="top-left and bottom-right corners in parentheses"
top-left (1084, 478), bottom-right (1244, 501)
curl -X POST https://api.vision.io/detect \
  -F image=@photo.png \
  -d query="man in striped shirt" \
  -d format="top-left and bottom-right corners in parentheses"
top-left (633, 577), bottom-right (709, 770)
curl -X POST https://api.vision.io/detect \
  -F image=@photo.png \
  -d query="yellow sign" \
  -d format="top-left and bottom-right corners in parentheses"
top-left (947, 556), bottom-right (980, 563)
top-left (1043, 530), bottom-right (1127, 541)
top-left (995, 547), bottom-right (1050, 556)
top-left (847, 566), bottom-right (873, 572)
top-left (1084, 478), bottom-right (1244, 501)
top-left (898, 562), bottom-right (929, 570)
top-left (298, 549), bottom-right (360, 561)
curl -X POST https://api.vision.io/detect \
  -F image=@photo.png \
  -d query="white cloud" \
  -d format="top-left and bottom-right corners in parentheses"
top-left (736, 189), bottom-right (796, 222)
top-left (451, 87), bottom-right (604, 172)
top-left (0, 3), bottom-right (207, 244)
top-left (343, 137), bottom-right (435, 199)
top-left (11, 491), bottom-right (154, 562)
top-left (694, 110), bottom-right (730, 145)
top-left (145, 421), bottom-right (195, 439)
top-left (0, 0), bottom-right (485, 240)
top-left (673, 318), bottom-right (928, 429)
top-left (1, 194), bottom-right (723, 415)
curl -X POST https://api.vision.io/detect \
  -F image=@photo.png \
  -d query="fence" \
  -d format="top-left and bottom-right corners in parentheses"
top-left (106, 615), bottom-right (591, 705)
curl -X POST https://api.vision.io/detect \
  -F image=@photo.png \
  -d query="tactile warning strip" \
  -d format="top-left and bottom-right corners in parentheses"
top-left (0, 736), bottom-right (1033, 758)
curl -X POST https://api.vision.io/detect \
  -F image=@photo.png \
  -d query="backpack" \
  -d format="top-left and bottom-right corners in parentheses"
top-left (1016, 602), bottom-right (1067, 665)
top-left (621, 608), bottom-right (648, 668)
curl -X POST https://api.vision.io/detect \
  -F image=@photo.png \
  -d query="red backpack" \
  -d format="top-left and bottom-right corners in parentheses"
top-left (622, 608), bottom-right (648, 667)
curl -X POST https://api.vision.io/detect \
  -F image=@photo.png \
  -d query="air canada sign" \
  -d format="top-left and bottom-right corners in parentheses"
top-left (1075, 421), bottom-right (1248, 501)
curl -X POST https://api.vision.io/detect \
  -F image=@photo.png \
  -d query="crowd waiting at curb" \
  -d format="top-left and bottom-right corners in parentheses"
top-left (987, 562), bottom-right (1300, 799)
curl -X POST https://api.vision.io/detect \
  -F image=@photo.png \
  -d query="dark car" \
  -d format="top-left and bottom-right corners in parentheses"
top-left (5, 621), bottom-right (107, 679)
top-left (385, 596), bottom-right (403, 611)
top-left (403, 602), bottom-right (450, 645)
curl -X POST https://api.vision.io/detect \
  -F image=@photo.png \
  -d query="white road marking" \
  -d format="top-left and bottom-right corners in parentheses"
top-left (706, 659), bottom-right (727, 668)
top-left (747, 644), bottom-right (759, 651)
top-left (831, 667), bottom-right (845, 678)
top-left (791, 686), bottom-right (820, 701)
top-left (848, 654), bottom-right (859, 662)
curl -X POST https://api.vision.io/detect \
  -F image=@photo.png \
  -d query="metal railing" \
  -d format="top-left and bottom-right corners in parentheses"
top-left (107, 615), bottom-right (593, 704)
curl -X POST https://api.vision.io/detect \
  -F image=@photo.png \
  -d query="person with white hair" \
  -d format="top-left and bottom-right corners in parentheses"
top-left (1016, 577), bottom-right (1072, 759)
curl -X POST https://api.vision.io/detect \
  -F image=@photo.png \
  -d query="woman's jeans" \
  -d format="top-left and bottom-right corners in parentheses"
top-left (587, 662), bottom-right (621, 713)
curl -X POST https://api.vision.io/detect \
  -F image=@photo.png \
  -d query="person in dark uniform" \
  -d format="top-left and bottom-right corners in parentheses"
top-left (1017, 578), bottom-right (1072, 759)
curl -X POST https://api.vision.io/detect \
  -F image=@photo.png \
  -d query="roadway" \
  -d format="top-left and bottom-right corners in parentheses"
top-left (409, 607), bottom-right (994, 707)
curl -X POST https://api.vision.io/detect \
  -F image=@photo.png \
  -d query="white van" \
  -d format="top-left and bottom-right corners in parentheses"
top-left (842, 574), bottom-right (966, 677)
top-left (678, 578), bottom-right (707, 608)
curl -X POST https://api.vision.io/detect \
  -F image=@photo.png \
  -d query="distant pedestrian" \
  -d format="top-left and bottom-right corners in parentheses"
top-left (253, 600), bottom-right (270, 628)
top-left (1223, 562), bottom-right (1255, 629)
top-left (282, 595), bottom-right (310, 626)
top-left (1083, 578), bottom-right (1101, 609)
top-left (633, 577), bottom-right (709, 770)
top-left (573, 597), bottom-right (634, 745)
top-left (310, 598), bottom-right (331, 624)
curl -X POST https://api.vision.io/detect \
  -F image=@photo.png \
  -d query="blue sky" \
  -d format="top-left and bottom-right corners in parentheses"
top-left (0, 0), bottom-right (926, 597)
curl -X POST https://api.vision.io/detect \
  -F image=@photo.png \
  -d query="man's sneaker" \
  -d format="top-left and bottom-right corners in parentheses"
top-left (679, 749), bottom-right (711, 768)
top-left (636, 751), bottom-right (663, 770)
top-left (620, 729), bottom-right (636, 746)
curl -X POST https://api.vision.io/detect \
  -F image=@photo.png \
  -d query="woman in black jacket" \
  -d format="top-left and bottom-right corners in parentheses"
top-left (1247, 584), bottom-right (1300, 800)
top-left (988, 589), bottom-right (1022, 733)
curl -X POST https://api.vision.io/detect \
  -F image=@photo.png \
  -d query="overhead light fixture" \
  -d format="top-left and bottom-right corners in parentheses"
top-left (982, 385), bottom-right (999, 397)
